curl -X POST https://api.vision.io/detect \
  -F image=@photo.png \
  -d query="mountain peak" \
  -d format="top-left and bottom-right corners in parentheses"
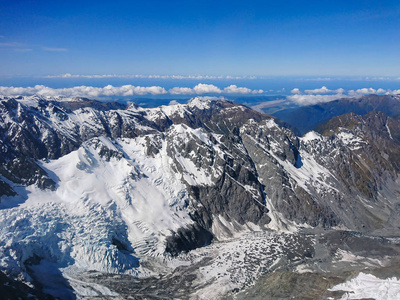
top-left (188, 96), bottom-right (226, 110)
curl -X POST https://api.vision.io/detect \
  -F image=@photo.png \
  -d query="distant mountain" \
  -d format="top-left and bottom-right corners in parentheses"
top-left (1, 95), bottom-right (400, 298)
top-left (272, 94), bottom-right (400, 135)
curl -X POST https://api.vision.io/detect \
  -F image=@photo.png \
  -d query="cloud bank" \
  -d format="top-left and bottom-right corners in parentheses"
top-left (1, 84), bottom-right (398, 106)
top-left (0, 83), bottom-right (264, 98)
top-left (287, 94), bottom-right (346, 106)
top-left (287, 86), bottom-right (399, 106)
top-left (168, 84), bottom-right (263, 95)
top-left (0, 85), bottom-right (168, 98)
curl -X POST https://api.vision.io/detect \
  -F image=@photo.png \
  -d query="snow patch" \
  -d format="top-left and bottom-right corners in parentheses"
top-left (188, 96), bottom-right (222, 110)
top-left (301, 131), bottom-right (322, 142)
top-left (265, 119), bottom-right (278, 129)
top-left (329, 272), bottom-right (400, 300)
top-left (386, 122), bottom-right (393, 140)
top-left (337, 130), bottom-right (366, 150)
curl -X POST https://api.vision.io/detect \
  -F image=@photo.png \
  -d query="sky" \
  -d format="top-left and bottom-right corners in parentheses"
top-left (1, 0), bottom-right (400, 78)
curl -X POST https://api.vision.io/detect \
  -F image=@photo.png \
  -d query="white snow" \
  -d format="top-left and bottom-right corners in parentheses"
top-left (167, 124), bottom-right (223, 185)
top-left (0, 133), bottom-right (197, 286)
top-left (281, 149), bottom-right (338, 194)
top-left (64, 274), bottom-right (120, 298)
top-left (263, 193), bottom-right (299, 232)
top-left (337, 130), bottom-right (366, 150)
top-left (179, 231), bottom-right (309, 300)
top-left (301, 131), bottom-right (322, 142)
top-left (329, 272), bottom-right (400, 300)
top-left (211, 215), bottom-right (261, 240)
top-left (187, 96), bottom-right (218, 110)
top-left (265, 118), bottom-right (278, 129)
top-left (14, 96), bottom-right (41, 108)
top-left (160, 103), bottom-right (190, 119)
top-left (386, 122), bottom-right (393, 140)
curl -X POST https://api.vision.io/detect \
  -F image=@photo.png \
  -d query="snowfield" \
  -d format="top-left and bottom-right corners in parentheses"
top-left (0, 131), bottom-right (205, 296)
top-left (329, 272), bottom-right (400, 300)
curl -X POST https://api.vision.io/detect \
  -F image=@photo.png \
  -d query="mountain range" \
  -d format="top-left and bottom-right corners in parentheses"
top-left (1, 94), bottom-right (400, 299)
top-left (272, 94), bottom-right (400, 135)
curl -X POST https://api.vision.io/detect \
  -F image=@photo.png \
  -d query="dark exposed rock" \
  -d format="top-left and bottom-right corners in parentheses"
top-left (87, 137), bottom-right (124, 161)
top-left (0, 157), bottom-right (56, 190)
top-left (165, 224), bottom-right (214, 256)
top-left (56, 97), bottom-right (127, 111)
top-left (0, 180), bottom-right (15, 199)
top-left (0, 270), bottom-right (56, 300)
top-left (316, 111), bottom-right (400, 197)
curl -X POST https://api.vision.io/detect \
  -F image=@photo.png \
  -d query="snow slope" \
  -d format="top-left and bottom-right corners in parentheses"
top-left (0, 130), bottom-right (210, 297)
top-left (329, 272), bottom-right (400, 300)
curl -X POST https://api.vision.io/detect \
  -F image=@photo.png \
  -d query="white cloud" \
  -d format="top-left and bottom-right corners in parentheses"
top-left (385, 89), bottom-right (400, 95)
top-left (170, 85), bottom-right (263, 95)
top-left (252, 89), bottom-right (264, 94)
top-left (288, 86), bottom-right (393, 106)
top-left (335, 88), bottom-right (345, 94)
top-left (347, 87), bottom-right (386, 96)
top-left (291, 88), bottom-right (301, 94)
top-left (291, 87), bottom-right (346, 95)
top-left (169, 87), bottom-right (194, 95)
top-left (169, 100), bottom-right (180, 105)
top-left (0, 85), bottom-right (167, 98)
top-left (193, 83), bottom-right (222, 94)
top-left (355, 87), bottom-right (377, 94)
top-left (223, 85), bottom-right (252, 94)
top-left (287, 94), bottom-right (346, 106)
top-left (43, 47), bottom-right (68, 52)
top-left (0, 83), bottom-right (264, 98)
top-left (347, 90), bottom-right (356, 96)
top-left (305, 86), bottom-right (331, 94)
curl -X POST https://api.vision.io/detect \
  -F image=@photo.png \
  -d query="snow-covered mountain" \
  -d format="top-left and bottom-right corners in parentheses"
top-left (1, 95), bottom-right (400, 299)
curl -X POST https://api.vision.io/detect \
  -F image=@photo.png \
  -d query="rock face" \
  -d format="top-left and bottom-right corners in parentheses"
top-left (1, 95), bottom-right (400, 297)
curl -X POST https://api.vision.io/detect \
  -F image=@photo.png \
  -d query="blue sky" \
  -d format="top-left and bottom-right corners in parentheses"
top-left (1, 0), bottom-right (400, 77)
